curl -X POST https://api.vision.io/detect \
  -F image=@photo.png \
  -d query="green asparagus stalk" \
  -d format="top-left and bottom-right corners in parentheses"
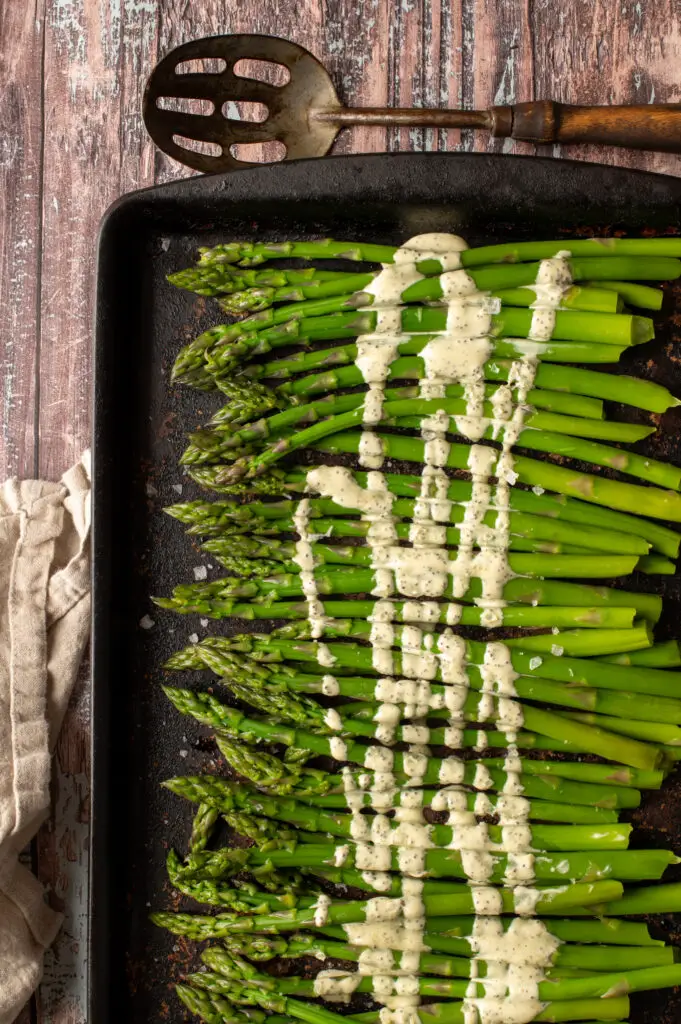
top-left (185, 386), bottom-right (651, 458)
top-left (176, 983), bottom-right (261, 1024)
top-left (570, 881), bottom-right (681, 917)
top-left (169, 561), bottom-right (658, 615)
top-left (212, 732), bottom-right (641, 808)
top-left (586, 280), bottom-right (664, 311)
top-left (168, 265), bottom-right (336, 298)
top-left (218, 280), bottom-right (622, 317)
top-left (310, 432), bottom-right (681, 520)
top-left (271, 355), bottom-right (678, 415)
top-left (152, 897), bottom-right (669, 941)
top-left (217, 931), bottom-right (676, 975)
top-left (556, 711), bottom-right (681, 746)
top-left (157, 596), bottom-right (639, 631)
top-left (600, 641), bottom-right (681, 667)
top-left (190, 960), bottom-right (681, 1002)
top-left (494, 285), bottom-right (622, 312)
top-left (192, 236), bottom-right (681, 270)
top-left (170, 498), bottom-right (653, 558)
top-left (204, 532), bottom-right (612, 563)
top-left (181, 841), bottom-right (678, 887)
top-left (164, 775), bottom-right (633, 852)
top-left (189, 803), bottom-right (220, 854)
top-left (175, 252), bottom-right (668, 307)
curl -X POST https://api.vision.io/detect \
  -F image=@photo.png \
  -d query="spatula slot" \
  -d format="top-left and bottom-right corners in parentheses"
top-left (221, 100), bottom-right (269, 124)
top-left (229, 140), bottom-right (287, 163)
top-left (233, 58), bottom-right (290, 87)
top-left (171, 135), bottom-right (223, 159)
top-left (175, 57), bottom-right (227, 75)
top-left (156, 96), bottom-right (214, 117)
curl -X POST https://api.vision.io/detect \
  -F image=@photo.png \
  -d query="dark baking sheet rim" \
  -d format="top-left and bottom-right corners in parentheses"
top-left (91, 151), bottom-right (681, 1024)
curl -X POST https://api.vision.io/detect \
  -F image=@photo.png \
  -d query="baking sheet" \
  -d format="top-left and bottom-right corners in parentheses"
top-left (92, 152), bottom-right (681, 1023)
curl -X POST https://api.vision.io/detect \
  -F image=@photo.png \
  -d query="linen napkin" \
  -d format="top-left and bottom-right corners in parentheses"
top-left (0, 453), bottom-right (91, 1024)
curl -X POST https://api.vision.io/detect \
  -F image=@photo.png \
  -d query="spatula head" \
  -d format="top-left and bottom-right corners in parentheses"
top-left (143, 34), bottom-right (342, 173)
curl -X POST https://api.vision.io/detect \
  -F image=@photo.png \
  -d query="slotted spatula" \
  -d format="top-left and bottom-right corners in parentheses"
top-left (143, 34), bottom-right (681, 173)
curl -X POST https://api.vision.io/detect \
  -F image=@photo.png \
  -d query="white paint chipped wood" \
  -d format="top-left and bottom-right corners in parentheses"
top-left (2, 3), bottom-right (681, 1024)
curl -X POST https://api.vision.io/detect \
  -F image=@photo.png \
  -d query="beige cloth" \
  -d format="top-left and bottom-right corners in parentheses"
top-left (0, 454), bottom-right (91, 1024)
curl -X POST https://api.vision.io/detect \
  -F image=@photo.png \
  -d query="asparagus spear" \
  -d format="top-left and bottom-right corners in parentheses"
top-left (167, 497), bottom-right (652, 557)
top-left (310, 433), bottom-right (681, 520)
top-left (189, 803), bottom-right (220, 854)
top-left (587, 280), bottom-right (664, 310)
top-left (158, 597), bottom-right (639, 631)
top-left (168, 265), bottom-right (336, 297)
top-left (178, 984), bottom-right (631, 1024)
top-left (176, 984), bottom-right (264, 1024)
top-left (271, 355), bottom-right (678, 415)
top-left (569, 881), bottom-right (681, 917)
top-left (203, 527), bottom-right (644, 563)
top-left (212, 733), bottom-right (641, 809)
top-left (203, 531), bottom-right (616, 563)
top-left (179, 841), bottom-right (678, 887)
top-left (157, 566), bottom-right (653, 614)
top-left (600, 641), bottom-right (681, 668)
top-left (192, 236), bottom-right (681, 270)
top-left (164, 775), bottom-right (635, 852)
top-left (218, 280), bottom-right (623, 317)
top-left (152, 901), bottom-right (667, 942)
top-left (190, 959), bottom-right (681, 1002)
top-left (216, 931), bottom-right (677, 975)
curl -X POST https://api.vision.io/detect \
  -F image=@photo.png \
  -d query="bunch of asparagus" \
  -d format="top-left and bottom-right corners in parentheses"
top-left (153, 668), bottom-right (681, 1024)
top-left (151, 235), bottom-right (681, 1024)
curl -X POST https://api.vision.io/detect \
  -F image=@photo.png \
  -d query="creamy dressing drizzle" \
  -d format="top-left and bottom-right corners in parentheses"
top-left (346, 235), bottom-right (473, 1024)
top-left (461, 917), bottom-right (560, 1024)
top-left (298, 237), bottom-right (571, 1024)
top-left (292, 498), bottom-right (328, 639)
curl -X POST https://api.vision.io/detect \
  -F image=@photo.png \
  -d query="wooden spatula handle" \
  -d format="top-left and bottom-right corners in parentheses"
top-left (492, 101), bottom-right (681, 153)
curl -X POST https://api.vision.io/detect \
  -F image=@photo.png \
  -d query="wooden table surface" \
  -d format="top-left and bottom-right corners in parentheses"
top-left (2, 1), bottom-right (681, 1021)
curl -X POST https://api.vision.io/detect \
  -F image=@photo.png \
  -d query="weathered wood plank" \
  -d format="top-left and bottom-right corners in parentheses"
top-left (35, 659), bottom-right (90, 1024)
top-left (322, 0), bottom-right (390, 155)
top-left (384, 0), bottom-right (462, 153)
top-left (34, 2), bottom-right (159, 1022)
top-left (0, 1), bottom-right (44, 480)
top-left (530, 0), bottom-right (681, 172)
top-left (469, 0), bottom-right (535, 156)
top-left (36, 0), bottom-right (159, 481)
